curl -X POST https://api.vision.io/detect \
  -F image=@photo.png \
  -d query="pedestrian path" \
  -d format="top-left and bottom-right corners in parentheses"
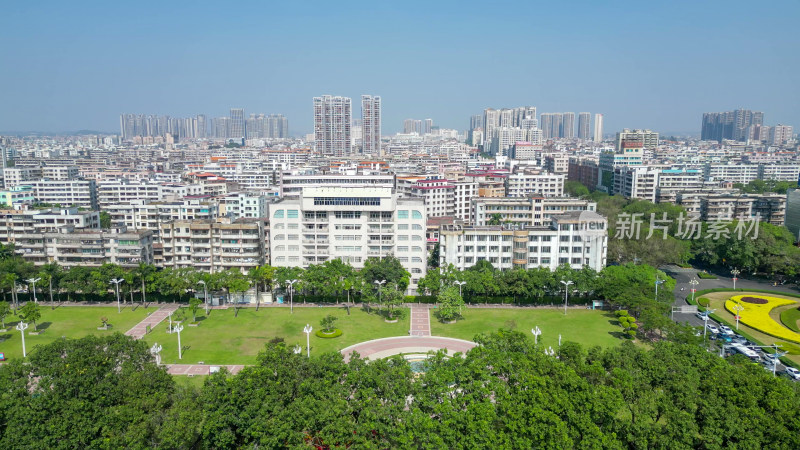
top-left (125, 304), bottom-right (180, 340)
top-left (166, 364), bottom-right (245, 376)
top-left (410, 303), bottom-right (431, 337)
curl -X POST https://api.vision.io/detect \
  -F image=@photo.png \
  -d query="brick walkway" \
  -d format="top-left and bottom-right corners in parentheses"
top-left (410, 303), bottom-right (431, 337)
top-left (340, 336), bottom-right (476, 363)
top-left (166, 364), bottom-right (245, 376)
top-left (124, 304), bottom-right (180, 340)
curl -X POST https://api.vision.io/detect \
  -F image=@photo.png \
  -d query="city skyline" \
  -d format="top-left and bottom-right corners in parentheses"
top-left (1, 1), bottom-right (798, 135)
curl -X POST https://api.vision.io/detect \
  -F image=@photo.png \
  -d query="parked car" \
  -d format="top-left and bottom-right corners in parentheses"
top-left (730, 335), bottom-right (748, 345)
top-left (785, 367), bottom-right (800, 381)
top-left (719, 325), bottom-right (735, 336)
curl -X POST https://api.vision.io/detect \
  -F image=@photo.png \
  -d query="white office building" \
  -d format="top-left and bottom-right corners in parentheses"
top-left (269, 186), bottom-right (427, 294)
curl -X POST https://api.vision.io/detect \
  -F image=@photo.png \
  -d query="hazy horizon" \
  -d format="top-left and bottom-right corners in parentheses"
top-left (2, 1), bottom-right (798, 136)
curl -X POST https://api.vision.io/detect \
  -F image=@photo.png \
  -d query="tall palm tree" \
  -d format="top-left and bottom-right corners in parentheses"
top-left (39, 262), bottom-right (62, 309)
top-left (133, 263), bottom-right (157, 306)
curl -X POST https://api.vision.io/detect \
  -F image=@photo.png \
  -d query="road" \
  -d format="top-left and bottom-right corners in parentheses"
top-left (662, 265), bottom-right (799, 376)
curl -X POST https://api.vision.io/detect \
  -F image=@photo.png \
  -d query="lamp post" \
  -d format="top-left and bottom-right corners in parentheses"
top-left (198, 280), bottom-right (209, 315)
top-left (174, 324), bottom-right (184, 360)
top-left (293, 345), bottom-right (302, 355)
top-left (531, 326), bottom-right (541, 345)
top-left (374, 279), bottom-right (386, 304)
top-left (168, 311), bottom-right (173, 333)
top-left (150, 342), bottom-right (163, 365)
top-left (559, 334), bottom-right (562, 347)
top-left (689, 278), bottom-right (699, 303)
top-left (560, 280), bottom-right (573, 315)
top-left (26, 277), bottom-right (41, 304)
top-left (546, 346), bottom-right (555, 356)
top-left (732, 303), bottom-right (744, 330)
top-left (286, 279), bottom-right (298, 313)
top-left (303, 324), bottom-right (313, 358)
top-left (654, 277), bottom-right (664, 302)
top-left (454, 281), bottom-right (466, 297)
top-left (702, 308), bottom-right (716, 340)
top-left (731, 268), bottom-right (740, 291)
top-left (15, 321), bottom-right (28, 357)
top-left (109, 278), bottom-right (124, 313)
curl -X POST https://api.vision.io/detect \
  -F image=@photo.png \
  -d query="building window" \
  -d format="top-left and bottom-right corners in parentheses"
top-left (273, 210), bottom-right (284, 218)
top-left (398, 224), bottom-right (409, 230)
top-left (287, 210), bottom-right (299, 219)
top-left (412, 246), bottom-right (423, 252)
top-left (397, 246), bottom-right (409, 252)
top-left (412, 224), bottom-right (423, 230)
top-left (528, 257), bottom-right (538, 264)
top-left (412, 210), bottom-right (423, 219)
top-left (398, 210), bottom-right (409, 219)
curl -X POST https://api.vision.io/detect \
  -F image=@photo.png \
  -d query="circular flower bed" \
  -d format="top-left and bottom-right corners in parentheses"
top-left (315, 328), bottom-right (342, 339)
top-left (740, 296), bottom-right (769, 304)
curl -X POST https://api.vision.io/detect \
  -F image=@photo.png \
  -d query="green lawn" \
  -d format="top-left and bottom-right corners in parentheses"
top-left (142, 306), bottom-right (410, 365)
top-left (0, 305), bottom-right (152, 360)
top-left (431, 308), bottom-right (622, 350)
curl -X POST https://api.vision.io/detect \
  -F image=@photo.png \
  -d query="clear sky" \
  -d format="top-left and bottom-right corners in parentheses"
top-left (1, 0), bottom-right (798, 135)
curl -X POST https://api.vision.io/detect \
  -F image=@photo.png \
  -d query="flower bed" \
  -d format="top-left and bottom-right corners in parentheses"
top-left (725, 295), bottom-right (800, 344)
top-left (740, 296), bottom-right (768, 304)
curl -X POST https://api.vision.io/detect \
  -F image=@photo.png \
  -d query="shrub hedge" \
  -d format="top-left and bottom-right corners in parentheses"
top-left (315, 328), bottom-right (343, 339)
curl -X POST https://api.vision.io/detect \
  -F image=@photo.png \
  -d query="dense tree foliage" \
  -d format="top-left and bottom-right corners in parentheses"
top-left (733, 179), bottom-right (798, 194)
top-left (3, 331), bottom-right (798, 448)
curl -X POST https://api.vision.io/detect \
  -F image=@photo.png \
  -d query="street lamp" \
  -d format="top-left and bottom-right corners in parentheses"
top-left (546, 346), bottom-right (556, 356)
top-left (654, 277), bottom-right (664, 302)
top-left (109, 278), bottom-right (124, 313)
top-left (702, 308), bottom-right (716, 340)
top-left (689, 278), bottom-right (699, 303)
top-left (303, 324), bottom-right (313, 358)
top-left (454, 281), bottom-right (466, 297)
top-left (293, 345), bottom-right (302, 355)
top-left (150, 342), bottom-right (163, 365)
top-left (559, 334), bottom-right (562, 347)
top-left (15, 321), bottom-right (28, 357)
top-left (174, 324), bottom-right (184, 360)
top-left (286, 279), bottom-right (298, 313)
top-left (198, 280), bottom-right (209, 315)
top-left (531, 326), bottom-right (541, 345)
top-left (26, 277), bottom-right (41, 304)
top-left (560, 280), bottom-right (573, 315)
top-left (731, 303), bottom-right (744, 330)
top-left (374, 280), bottom-right (386, 303)
top-left (731, 268), bottom-right (741, 291)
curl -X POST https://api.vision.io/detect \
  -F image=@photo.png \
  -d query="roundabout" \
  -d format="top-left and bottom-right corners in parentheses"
top-left (339, 336), bottom-right (477, 363)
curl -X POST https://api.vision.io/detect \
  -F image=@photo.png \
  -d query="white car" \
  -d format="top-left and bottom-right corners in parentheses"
top-left (719, 325), bottom-right (735, 336)
top-left (785, 367), bottom-right (800, 381)
top-left (763, 352), bottom-right (779, 362)
top-left (706, 324), bottom-right (719, 334)
top-left (695, 311), bottom-right (709, 321)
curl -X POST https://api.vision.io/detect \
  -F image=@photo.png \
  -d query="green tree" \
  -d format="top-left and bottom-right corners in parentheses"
top-left (0, 334), bottom-right (177, 448)
top-left (488, 213), bottom-right (503, 225)
top-left (189, 297), bottom-right (202, 322)
top-left (18, 301), bottom-right (41, 331)
top-left (99, 211), bottom-right (111, 228)
top-left (320, 314), bottom-right (338, 332)
top-left (378, 283), bottom-right (404, 320)
top-left (38, 263), bottom-right (62, 307)
top-left (132, 263), bottom-right (157, 306)
top-left (436, 286), bottom-right (464, 322)
top-left (428, 242), bottom-right (440, 268)
top-left (0, 300), bottom-right (9, 329)
top-left (361, 255), bottom-right (411, 292)
top-left (565, 180), bottom-right (590, 197)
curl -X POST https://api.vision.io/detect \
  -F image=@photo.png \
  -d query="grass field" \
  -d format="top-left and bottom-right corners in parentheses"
top-left (142, 306), bottom-right (410, 365)
top-left (0, 305), bottom-right (152, 360)
top-left (431, 308), bottom-right (622, 350)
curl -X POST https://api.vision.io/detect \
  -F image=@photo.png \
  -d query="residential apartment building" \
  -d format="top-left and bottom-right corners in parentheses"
top-left (159, 219), bottom-right (267, 274)
top-left (42, 166), bottom-right (79, 180)
top-left (471, 196), bottom-right (597, 227)
top-left (14, 226), bottom-right (154, 267)
top-left (314, 95), bottom-right (352, 157)
top-left (2, 167), bottom-right (42, 188)
top-left (0, 186), bottom-right (35, 207)
top-left (217, 192), bottom-right (267, 220)
top-left (439, 211), bottom-right (608, 272)
top-left (27, 179), bottom-right (99, 210)
top-left (0, 207), bottom-right (100, 246)
top-left (677, 192), bottom-right (787, 226)
top-left (268, 186), bottom-right (427, 293)
top-left (505, 172), bottom-right (565, 197)
top-left (106, 199), bottom-right (218, 232)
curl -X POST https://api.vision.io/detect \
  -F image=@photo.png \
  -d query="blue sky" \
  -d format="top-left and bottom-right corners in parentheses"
top-left (1, 0), bottom-right (798, 135)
